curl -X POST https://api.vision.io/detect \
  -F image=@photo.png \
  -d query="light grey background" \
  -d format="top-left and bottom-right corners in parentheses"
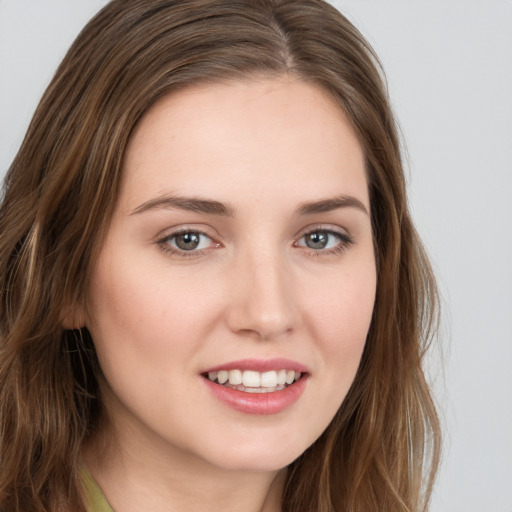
top-left (1, 1), bottom-right (511, 511)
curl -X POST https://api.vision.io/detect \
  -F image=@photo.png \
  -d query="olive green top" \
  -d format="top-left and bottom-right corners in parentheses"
top-left (83, 468), bottom-right (115, 512)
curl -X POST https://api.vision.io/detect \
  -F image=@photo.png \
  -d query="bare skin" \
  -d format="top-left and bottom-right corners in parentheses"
top-left (80, 76), bottom-right (376, 511)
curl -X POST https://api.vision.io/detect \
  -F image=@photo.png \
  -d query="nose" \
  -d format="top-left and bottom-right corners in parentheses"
top-left (225, 248), bottom-right (298, 341)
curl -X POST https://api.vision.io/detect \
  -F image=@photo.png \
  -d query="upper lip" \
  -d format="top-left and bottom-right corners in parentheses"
top-left (202, 358), bottom-right (309, 374)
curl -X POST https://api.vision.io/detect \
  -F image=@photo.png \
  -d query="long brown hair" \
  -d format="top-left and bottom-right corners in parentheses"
top-left (0, 1), bottom-right (440, 510)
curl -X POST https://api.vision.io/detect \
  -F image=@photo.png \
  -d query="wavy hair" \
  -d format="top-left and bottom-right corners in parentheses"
top-left (0, 1), bottom-right (440, 510)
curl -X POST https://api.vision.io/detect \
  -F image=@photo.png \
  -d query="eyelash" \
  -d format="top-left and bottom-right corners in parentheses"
top-left (294, 228), bottom-right (355, 257)
top-left (157, 229), bottom-right (219, 258)
top-left (156, 227), bottom-right (354, 258)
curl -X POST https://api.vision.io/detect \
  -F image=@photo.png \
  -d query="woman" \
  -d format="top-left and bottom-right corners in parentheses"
top-left (0, 1), bottom-right (440, 511)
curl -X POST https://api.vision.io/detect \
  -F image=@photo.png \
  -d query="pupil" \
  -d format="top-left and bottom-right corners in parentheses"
top-left (176, 232), bottom-right (200, 250)
top-left (306, 232), bottom-right (328, 249)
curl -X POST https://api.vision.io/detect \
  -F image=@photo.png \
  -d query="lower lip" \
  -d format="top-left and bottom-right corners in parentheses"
top-left (202, 376), bottom-right (308, 415)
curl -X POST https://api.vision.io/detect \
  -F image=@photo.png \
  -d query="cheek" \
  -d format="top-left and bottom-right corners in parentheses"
top-left (301, 258), bottom-right (376, 413)
top-left (303, 264), bottom-right (376, 354)
top-left (85, 253), bottom-right (225, 368)
top-left (84, 257), bottom-right (224, 432)
top-left (285, 262), bottom-right (375, 451)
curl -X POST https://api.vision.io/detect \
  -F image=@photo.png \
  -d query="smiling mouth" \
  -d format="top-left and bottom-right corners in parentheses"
top-left (203, 369), bottom-right (303, 393)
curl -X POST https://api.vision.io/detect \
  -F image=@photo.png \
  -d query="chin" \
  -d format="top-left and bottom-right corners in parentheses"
top-left (195, 428), bottom-right (317, 474)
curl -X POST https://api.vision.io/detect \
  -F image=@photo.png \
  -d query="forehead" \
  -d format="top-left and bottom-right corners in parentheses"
top-left (120, 77), bottom-right (368, 211)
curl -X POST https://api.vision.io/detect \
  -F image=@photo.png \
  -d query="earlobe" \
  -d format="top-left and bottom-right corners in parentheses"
top-left (60, 304), bottom-right (86, 330)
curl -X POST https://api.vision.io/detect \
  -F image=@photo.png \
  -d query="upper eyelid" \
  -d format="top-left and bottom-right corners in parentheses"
top-left (295, 228), bottom-right (354, 246)
top-left (156, 223), bottom-right (352, 238)
top-left (164, 230), bottom-right (212, 241)
top-left (155, 225), bottom-right (219, 242)
top-left (159, 231), bottom-right (217, 246)
top-left (294, 223), bottom-right (352, 239)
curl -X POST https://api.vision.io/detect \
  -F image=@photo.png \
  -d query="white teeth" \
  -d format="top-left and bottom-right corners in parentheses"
top-left (206, 368), bottom-right (303, 391)
top-left (228, 369), bottom-right (243, 385)
top-left (260, 371), bottom-right (278, 388)
top-left (242, 370), bottom-right (260, 387)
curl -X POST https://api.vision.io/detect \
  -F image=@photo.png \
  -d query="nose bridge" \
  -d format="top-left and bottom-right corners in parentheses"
top-left (227, 242), bottom-right (297, 339)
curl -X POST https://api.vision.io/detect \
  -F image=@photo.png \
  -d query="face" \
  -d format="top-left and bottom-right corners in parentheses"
top-left (85, 78), bottom-right (376, 473)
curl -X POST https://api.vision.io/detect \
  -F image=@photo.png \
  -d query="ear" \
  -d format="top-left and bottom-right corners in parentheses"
top-left (60, 302), bottom-right (86, 330)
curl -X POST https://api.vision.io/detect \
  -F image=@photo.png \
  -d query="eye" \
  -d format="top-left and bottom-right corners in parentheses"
top-left (159, 230), bottom-right (218, 254)
top-left (299, 231), bottom-right (337, 250)
top-left (295, 229), bottom-right (353, 253)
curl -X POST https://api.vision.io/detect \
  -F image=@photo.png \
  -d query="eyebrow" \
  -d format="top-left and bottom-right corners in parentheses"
top-left (297, 195), bottom-right (369, 216)
top-left (130, 193), bottom-right (368, 217)
top-left (130, 194), bottom-right (235, 216)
